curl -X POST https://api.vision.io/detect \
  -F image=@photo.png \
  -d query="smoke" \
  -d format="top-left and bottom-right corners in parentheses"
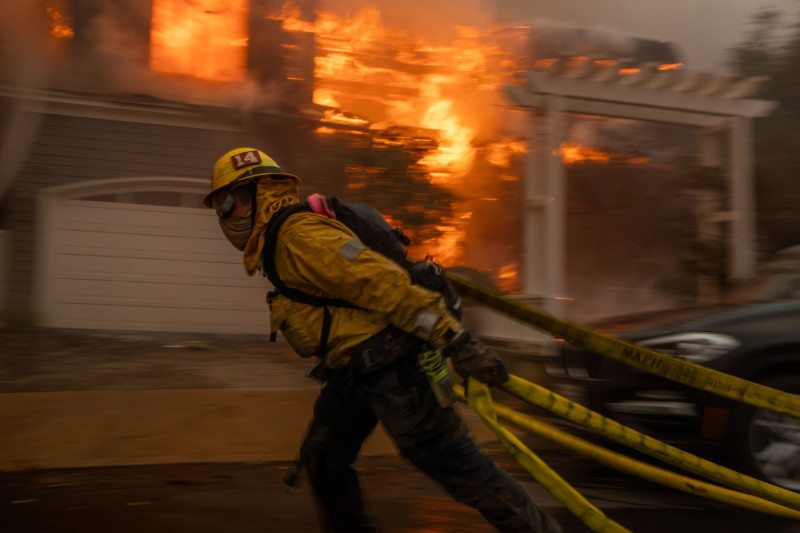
top-left (486, 0), bottom-right (799, 71)
top-left (28, 0), bottom-right (494, 108)
top-left (0, 0), bottom-right (289, 110)
top-left (3, 0), bottom-right (795, 105)
top-left (321, 0), bottom-right (800, 72)
top-left (0, 1), bottom-right (56, 89)
top-left (0, 2), bottom-right (55, 202)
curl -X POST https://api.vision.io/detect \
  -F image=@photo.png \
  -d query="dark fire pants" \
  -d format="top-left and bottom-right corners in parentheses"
top-left (299, 354), bottom-right (562, 533)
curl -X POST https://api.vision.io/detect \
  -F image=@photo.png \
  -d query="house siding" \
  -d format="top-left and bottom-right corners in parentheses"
top-left (1, 97), bottom-right (345, 324)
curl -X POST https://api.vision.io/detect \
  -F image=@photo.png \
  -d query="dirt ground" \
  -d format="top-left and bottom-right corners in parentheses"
top-left (0, 326), bottom-right (317, 393)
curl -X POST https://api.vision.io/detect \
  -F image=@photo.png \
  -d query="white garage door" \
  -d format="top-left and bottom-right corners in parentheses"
top-left (38, 184), bottom-right (272, 334)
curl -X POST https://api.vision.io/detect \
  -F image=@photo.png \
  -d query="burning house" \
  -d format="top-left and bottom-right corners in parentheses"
top-left (0, 0), bottom-right (775, 336)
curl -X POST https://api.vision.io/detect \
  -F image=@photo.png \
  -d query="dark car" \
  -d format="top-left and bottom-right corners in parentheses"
top-left (544, 246), bottom-right (800, 490)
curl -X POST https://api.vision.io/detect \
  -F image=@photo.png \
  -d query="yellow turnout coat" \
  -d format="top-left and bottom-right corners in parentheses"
top-left (242, 178), bottom-right (464, 369)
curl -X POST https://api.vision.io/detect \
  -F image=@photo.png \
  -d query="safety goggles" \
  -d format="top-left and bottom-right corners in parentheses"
top-left (211, 189), bottom-right (237, 218)
top-left (212, 181), bottom-right (256, 218)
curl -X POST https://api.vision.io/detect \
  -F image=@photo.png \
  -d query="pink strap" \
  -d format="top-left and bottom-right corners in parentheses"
top-left (307, 193), bottom-right (336, 219)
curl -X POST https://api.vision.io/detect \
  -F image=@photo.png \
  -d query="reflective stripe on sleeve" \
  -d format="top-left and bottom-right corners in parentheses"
top-left (338, 239), bottom-right (366, 261)
top-left (412, 310), bottom-right (439, 340)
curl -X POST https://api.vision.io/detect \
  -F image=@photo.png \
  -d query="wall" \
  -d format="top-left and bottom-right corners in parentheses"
top-left (1, 95), bottom-right (345, 323)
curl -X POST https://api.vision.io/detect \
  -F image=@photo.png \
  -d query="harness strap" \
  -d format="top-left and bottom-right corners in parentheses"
top-left (262, 202), bottom-right (362, 354)
top-left (321, 307), bottom-right (333, 356)
top-left (262, 203), bottom-right (359, 309)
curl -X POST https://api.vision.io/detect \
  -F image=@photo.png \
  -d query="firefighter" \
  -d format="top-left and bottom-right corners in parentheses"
top-left (205, 147), bottom-right (562, 533)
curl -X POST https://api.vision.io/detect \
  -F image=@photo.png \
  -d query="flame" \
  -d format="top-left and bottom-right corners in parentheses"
top-left (143, 1), bottom-right (664, 289)
top-left (532, 58), bottom-right (558, 70)
top-left (416, 217), bottom-right (469, 267)
top-left (266, 2), bottom-right (316, 33)
top-left (531, 58), bottom-right (680, 76)
top-left (417, 96), bottom-right (475, 186)
top-left (315, 126), bottom-right (367, 136)
top-left (560, 143), bottom-right (611, 164)
top-left (267, 2), bottom-right (518, 271)
top-left (497, 262), bottom-right (519, 293)
top-left (313, 88), bottom-right (340, 108)
top-left (487, 140), bottom-right (527, 168)
top-left (306, 6), bottom-right (504, 190)
top-left (566, 56), bottom-right (590, 67)
top-left (316, 6), bottom-right (388, 43)
top-left (322, 109), bottom-right (370, 126)
top-left (285, 5), bottom-right (536, 283)
top-left (34, 0), bottom-right (681, 294)
top-left (46, 2), bottom-right (73, 39)
top-left (150, 0), bottom-right (249, 82)
top-left (560, 142), bottom-right (651, 165)
top-left (594, 59), bottom-right (618, 68)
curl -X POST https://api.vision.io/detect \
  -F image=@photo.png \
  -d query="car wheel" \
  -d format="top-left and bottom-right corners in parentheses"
top-left (729, 373), bottom-right (800, 491)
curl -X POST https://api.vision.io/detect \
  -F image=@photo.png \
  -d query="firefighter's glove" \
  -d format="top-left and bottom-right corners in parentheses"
top-left (449, 339), bottom-right (509, 388)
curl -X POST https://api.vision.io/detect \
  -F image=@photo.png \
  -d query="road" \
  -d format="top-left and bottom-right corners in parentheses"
top-left (3, 451), bottom-right (799, 533)
top-left (1, 328), bottom-right (799, 532)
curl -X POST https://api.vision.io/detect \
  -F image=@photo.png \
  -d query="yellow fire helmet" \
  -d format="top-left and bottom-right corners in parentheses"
top-left (204, 147), bottom-right (301, 207)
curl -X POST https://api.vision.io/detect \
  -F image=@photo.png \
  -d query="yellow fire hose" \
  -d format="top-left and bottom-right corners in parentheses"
top-left (435, 268), bottom-right (800, 527)
top-left (500, 375), bottom-right (800, 512)
top-left (459, 379), bottom-right (800, 522)
top-left (397, 262), bottom-right (800, 528)
top-left (460, 379), bottom-right (632, 533)
top-left (446, 272), bottom-right (800, 419)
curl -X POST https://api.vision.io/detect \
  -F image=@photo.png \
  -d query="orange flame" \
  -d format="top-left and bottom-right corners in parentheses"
top-left (497, 262), bottom-right (519, 293)
top-left (416, 216), bottom-right (470, 267)
top-left (594, 59), bottom-right (618, 68)
top-left (560, 143), bottom-right (611, 164)
top-left (486, 140), bottom-right (527, 168)
top-left (566, 56), bottom-right (590, 67)
top-left (150, 0), bottom-right (249, 82)
top-left (306, 6), bottom-right (499, 189)
top-left (532, 58), bottom-right (558, 70)
top-left (417, 96), bottom-right (475, 186)
top-left (560, 143), bottom-right (651, 165)
top-left (46, 2), bottom-right (73, 39)
top-left (266, 2), bottom-right (316, 33)
top-left (313, 88), bottom-right (340, 108)
top-left (271, 3), bottom-right (515, 270)
top-left (144, 1), bottom-right (661, 289)
top-left (322, 109), bottom-right (370, 126)
top-left (658, 62), bottom-right (683, 71)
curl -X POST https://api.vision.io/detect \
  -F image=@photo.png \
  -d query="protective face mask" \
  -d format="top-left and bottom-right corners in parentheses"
top-left (219, 212), bottom-right (253, 251)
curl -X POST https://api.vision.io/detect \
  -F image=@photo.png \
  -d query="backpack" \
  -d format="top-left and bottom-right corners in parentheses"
top-left (262, 195), bottom-right (463, 352)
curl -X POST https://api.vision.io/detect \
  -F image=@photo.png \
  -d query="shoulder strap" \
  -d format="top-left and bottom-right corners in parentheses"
top-left (262, 202), bottom-right (359, 309)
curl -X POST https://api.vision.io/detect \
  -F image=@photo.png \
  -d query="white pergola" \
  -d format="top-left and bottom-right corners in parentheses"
top-left (505, 61), bottom-right (778, 315)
